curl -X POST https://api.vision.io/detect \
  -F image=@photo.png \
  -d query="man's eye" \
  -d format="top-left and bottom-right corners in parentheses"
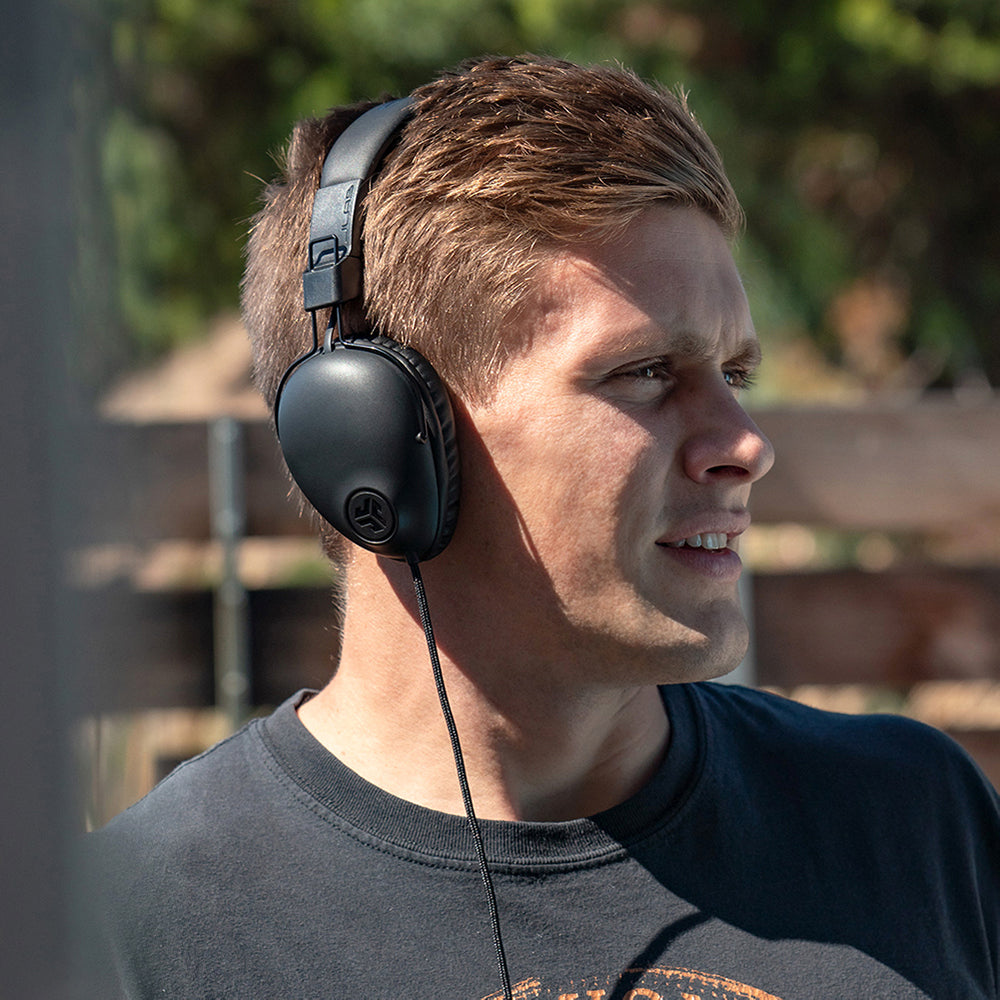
top-left (621, 363), bottom-right (671, 381)
top-left (724, 367), bottom-right (758, 390)
top-left (600, 362), bottom-right (676, 405)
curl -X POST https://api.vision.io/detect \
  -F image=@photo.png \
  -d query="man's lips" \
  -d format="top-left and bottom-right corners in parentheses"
top-left (656, 535), bottom-right (746, 582)
top-left (656, 511), bottom-right (751, 550)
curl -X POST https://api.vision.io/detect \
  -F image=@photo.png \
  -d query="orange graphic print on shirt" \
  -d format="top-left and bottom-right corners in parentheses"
top-left (483, 967), bottom-right (783, 1000)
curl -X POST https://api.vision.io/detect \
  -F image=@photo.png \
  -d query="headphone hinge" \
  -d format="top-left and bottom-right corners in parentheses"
top-left (302, 256), bottom-right (359, 311)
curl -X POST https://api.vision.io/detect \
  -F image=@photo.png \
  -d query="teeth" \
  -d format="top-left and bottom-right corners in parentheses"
top-left (667, 533), bottom-right (728, 550)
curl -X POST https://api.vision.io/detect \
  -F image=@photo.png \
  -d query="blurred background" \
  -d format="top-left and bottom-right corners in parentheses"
top-left (4, 0), bottom-right (998, 993)
top-left (83, 0), bottom-right (1000, 395)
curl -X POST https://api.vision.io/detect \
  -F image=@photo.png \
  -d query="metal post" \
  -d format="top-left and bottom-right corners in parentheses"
top-left (209, 416), bottom-right (251, 729)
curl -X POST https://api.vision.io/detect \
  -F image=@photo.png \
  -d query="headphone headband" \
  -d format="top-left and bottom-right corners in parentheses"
top-left (277, 96), bottom-right (461, 563)
top-left (302, 97), bottom-right (414, 312)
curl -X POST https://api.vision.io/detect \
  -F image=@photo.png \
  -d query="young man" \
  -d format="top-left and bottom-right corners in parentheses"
top-left (93, 56), bottom-right (999, 999)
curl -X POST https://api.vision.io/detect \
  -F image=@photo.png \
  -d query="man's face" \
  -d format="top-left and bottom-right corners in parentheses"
top-left (441, 204), bottom-right (774, 686)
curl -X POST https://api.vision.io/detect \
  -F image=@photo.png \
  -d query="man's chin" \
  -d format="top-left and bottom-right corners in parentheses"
top-left (558, 593), bottom-right (749, 686)
top-left (646, 611), bottom-right (750, 686)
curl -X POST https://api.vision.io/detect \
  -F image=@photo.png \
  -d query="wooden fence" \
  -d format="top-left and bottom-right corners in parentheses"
top-left (76, 395), bottom-right (1000, 791)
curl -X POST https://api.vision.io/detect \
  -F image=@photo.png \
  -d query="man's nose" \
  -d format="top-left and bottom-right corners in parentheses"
top-left (681, 386), bottom-right (775, 485)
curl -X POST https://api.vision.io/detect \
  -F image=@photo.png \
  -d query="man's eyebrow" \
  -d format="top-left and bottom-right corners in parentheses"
top-left (727, 337), bottom-right (763, 368)
top-left (612, 329), bottom-right (763, 367)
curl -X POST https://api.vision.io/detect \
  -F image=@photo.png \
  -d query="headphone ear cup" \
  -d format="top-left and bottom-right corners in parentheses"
top-left (274, 336), bottom-right (460, 562)
top-left (365, 335), bottom-right (461, 557)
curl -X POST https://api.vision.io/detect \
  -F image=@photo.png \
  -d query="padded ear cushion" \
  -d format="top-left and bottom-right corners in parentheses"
top-left (365, 334), bottom-right (461, 558)
top-left (274, 335), bottom-right (460, 562)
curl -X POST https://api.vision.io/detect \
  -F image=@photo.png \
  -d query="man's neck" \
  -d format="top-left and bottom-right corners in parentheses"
top-left (296, 559), bottom-right (671, 823)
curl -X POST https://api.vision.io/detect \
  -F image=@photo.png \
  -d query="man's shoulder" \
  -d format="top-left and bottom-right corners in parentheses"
top-left (682, 682), bottom-right (1000, 904)
top-left (93, 717), bottom-right (266, 856)
top-left (96, 690), bottom-right (322, 844)
top-left (692, 679), bottom-right (962, 750)
top-left (688, 681), bottom-right (997, 805)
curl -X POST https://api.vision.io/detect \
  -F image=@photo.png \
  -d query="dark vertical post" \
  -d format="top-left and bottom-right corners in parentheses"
top-left (0, 1), bottom-right (88, 995)
top-left (210, 416), bottom-right (251, 728)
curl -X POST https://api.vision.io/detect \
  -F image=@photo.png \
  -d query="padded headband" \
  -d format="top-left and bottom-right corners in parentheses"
top-left (302, 96), bottom-right (414, 312)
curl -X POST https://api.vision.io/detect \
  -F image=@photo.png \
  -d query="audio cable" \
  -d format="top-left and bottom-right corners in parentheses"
top-left (407, 555), bottom-right (514, 1000)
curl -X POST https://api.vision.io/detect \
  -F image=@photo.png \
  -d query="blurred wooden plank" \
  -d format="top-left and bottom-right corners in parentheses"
top-left (945, 729), bottom-right (1000, 791)
top-left (242, 421), bottom-right (314, 537)
top-left (80, 585), bottom-right (215, 712)
top-left (81, 422), bottom-right (212, 542)
top-left (249, 587), bottom-right (338, 705)
top-left (79, 573), bottom-right (1000, 786)
top-left (83, 395), bottom-right (1000, 542)
top-left (82, 566), bottom-right (1000, 711)
top-left (81, 420), bottom-right (314, 543)
top-left (79, 587), bottom-right (335, 713)
top-left (753, 568), bottom-right (1000, 687)
top-left (750, 397), bottom-right (1000, 530)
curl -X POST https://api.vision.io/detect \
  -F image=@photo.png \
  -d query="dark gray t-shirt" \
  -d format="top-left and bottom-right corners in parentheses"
top-left (90, 683), bottom-right (1000, 999)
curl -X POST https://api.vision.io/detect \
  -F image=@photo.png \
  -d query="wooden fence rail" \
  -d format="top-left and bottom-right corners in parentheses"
top-left (77, 395), bottom-right (1000, 786)
top-left (80, 397), bottom-right (1000, 542)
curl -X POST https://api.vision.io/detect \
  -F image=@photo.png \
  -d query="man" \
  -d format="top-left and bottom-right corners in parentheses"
top-left (93, 55), bottom-right (999, 999)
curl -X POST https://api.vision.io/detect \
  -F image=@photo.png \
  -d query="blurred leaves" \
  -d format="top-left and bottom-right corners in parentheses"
top-left (79, 0), bottom-right (1000, 394)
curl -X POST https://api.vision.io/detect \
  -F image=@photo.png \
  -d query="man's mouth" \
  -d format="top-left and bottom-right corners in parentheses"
top-left (661, 532), bottom-right (731, 551)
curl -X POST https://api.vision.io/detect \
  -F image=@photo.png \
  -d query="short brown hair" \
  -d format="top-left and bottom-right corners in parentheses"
top-left (241, 54), bottom-right (742, 556)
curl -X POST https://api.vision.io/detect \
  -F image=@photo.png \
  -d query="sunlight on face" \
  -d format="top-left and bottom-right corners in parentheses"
top-left (446, 205), bottom-right (774, 686)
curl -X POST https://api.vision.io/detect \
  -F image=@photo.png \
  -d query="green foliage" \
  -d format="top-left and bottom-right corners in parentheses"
top-left (84, 0), bottom-right (1000, 391)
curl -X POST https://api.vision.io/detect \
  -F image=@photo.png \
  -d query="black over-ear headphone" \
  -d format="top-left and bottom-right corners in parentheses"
top-left (274, 98), bottom-right (461, 563)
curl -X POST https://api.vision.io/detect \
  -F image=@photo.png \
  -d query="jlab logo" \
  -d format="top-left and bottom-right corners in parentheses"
top-left (348, 489), bottom-right (396, 542)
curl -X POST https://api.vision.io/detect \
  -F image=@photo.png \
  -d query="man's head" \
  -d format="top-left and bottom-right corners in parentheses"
top-left (241, 55), bottom-right (744, 561)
